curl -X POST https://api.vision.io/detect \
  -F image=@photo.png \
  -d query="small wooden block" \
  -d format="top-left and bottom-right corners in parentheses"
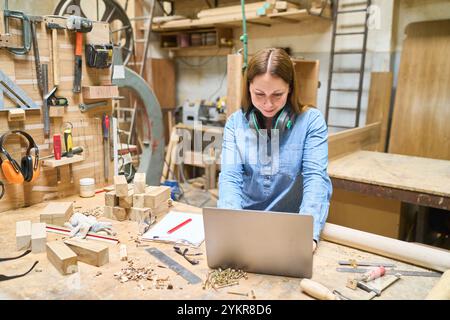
top-left (132, 193), bottom-right (145, 208)
top-left (82, 85), bottom-right (119, 99)
top-left (113, 207), bottom-right (128, 221)
top-left (133, 172), bottom-right (146, 194)
top-left (144, 186), bottom-right (171, 209)
top-left (31, 223), bottom-right (47, 253)
top-left (40, 202), bottom-right (74, 226)
top-left (49, 106), bottom-right (65, 117)
top-left (16, 220), bottom-right (32, 251)
top-left (152, 201), bottom-right (170, 217)
top-left (64, 239), bottom-right (109, 267)
top-left (118, 189), bottom-right (134, 209)
top-left (8, 109), bottom-right (25, 121)
top-left (105, 191), bottom-right (118, 207)
top-left (46, 241), bottom-right (78, 275)
top-left (114, 175), bottom-right (128, 197)
top-left (129, 207), bottom-right (151, 222)
top-left (103, 206), bottom-right (113, 219)
top-left (119, 244), bottom-right (127, 261)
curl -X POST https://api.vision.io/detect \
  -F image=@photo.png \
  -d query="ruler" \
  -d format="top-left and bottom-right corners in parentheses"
top-left (146, 247), bottom-right (202, 285)
top-left (336, 267), bottom-right (442, 277)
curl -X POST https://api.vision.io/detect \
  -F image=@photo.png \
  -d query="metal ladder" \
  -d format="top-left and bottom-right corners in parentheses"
top-left (325, 0), bottom-right (371, 130)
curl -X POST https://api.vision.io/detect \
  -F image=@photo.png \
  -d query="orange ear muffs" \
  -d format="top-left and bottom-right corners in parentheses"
top-left (1, 159), bottom-right (25, 184)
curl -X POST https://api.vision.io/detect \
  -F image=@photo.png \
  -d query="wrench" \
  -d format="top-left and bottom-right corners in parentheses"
top-left (79, 100), bottom-right (108, 113)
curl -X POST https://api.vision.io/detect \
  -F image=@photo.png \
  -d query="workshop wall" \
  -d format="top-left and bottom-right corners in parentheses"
top-left (0, 12), bottom-right (113, 213)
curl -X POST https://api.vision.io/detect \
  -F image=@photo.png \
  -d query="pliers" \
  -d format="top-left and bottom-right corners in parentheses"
top-left (173, 246), bottom-right (202, 265)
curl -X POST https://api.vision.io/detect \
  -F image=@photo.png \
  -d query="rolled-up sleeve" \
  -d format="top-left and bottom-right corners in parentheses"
top-left (217, 114), bottom-right (245, 209)
top-left (299, 110), bottom-right (332, 242)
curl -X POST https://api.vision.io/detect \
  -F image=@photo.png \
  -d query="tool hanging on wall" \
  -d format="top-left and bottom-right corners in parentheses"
top-left (102, 113), bottom-right (110, 182)
top-left (45, 87), bottom-right (68, 107)
top-left (41, 146), bottom-right (83, 160)
top-left (62, 122), bottom-right (74, 183)
top-left (0, 70), bottom-right (38, 111)
top-left (86, 44), bottom-right (113, 69)
top-left (44, 16), bottom-right (67, 86)
top-left (2, 3), bottom-right (32, 55)
top-left (29, 16), bottom-right (43, 96)
top-left (66, 15), bottom-right (93, 93)
top-left (41, 64), bottom-right (50, 137)
top-left (53, 134), bottom-right (62, 183)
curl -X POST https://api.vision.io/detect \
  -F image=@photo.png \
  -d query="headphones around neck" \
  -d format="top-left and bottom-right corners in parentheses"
top-left (0, 130), bottom-right (40, 184)
top-left (245, 105), bottom-right (296, 136)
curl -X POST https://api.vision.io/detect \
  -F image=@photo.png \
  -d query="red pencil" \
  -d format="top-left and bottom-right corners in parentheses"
top-left (167, 218), bottom-right (192, 234)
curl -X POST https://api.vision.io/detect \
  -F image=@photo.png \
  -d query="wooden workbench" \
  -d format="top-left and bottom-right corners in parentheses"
top-left (328, 151), bottom-right (450, 211)
top-left (0, 193), bottom-right (441, 300)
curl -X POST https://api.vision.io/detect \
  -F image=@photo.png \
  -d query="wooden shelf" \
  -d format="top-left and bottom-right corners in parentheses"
top-left (42, 155), bottom-right (85, 168)
top-left (152, 9), bottom-right (314, 32)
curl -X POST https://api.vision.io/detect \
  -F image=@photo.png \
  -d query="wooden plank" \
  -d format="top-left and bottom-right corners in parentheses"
top-left (16, 220), bottom-right (31, 251)
top-left (144, 186), bottom-right (171, 209)
top-left (41, 154), bottom-right (85, 168)
top-left (114, 175), bottom-right (128, 197)
top-left (105, 191), bottom-right (118, 207)
top-left (129, 207), bottom-right (151, 222)
top-left (40, 202), bottom-right (74, 226)
top-left (7, 109), bottom-right (25, 122)
top-left (366, 72), bottom-right (393, 152)
top-left (46, 241), bottom-right (78, 275)
top-left (226, 54), bottom-right (243, 118)
top-left (328, 150), bottom-right (450, 197)
top-left (197, 2), bottom-right (268, 19)
top-left (133, 172), bottom-right (146, 194)
top-left (31, 223), bottom-right (47, 253)
top-left (64, 238), bottom-right (109, 267)
top-left (328, 122), bottom-right (381, 160)
top-left (389, 20), bottom-right (450, 160)
top-left (82, 86), bottom-right (119, 100)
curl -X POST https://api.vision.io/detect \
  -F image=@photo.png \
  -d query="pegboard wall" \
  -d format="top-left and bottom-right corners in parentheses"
top-left (0, 15), bottom-right (114, 213)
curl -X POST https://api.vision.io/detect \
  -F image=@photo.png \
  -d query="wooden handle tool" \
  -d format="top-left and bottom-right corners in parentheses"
top-left (300, 279), bottom-right (337, 300)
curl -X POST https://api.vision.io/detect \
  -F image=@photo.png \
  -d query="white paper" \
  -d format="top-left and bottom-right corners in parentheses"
top-left (141, 211), bottom-right (204, 247)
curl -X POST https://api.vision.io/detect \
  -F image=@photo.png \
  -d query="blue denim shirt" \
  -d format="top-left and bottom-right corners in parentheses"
top-left (217, 107), bottom-right (332, 241)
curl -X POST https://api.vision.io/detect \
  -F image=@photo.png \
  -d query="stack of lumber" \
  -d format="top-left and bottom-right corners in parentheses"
top-left (104, 173), bottom-right (172, 222)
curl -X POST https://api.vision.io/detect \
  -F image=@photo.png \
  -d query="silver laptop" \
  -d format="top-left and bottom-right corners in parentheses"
top-left (203, 207), bottom-right (313, 278)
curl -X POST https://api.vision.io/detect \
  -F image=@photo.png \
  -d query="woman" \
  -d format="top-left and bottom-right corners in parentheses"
top-left (218, 48), bottom-right (332, 252)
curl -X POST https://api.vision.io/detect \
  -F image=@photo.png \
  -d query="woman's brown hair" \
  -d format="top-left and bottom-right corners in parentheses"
top-left (241, 48), bottom-right (310, 114)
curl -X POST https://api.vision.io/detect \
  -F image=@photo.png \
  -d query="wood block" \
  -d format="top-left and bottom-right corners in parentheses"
top-left (144, 186), bottom-right (171, 209)
top-left (133, 172), bottom-right (146, 194)
top-left (82, 85), bottom-right (119, 99)
top-left (64, 239), bottom-right (109, 267)
top-left (8, 109), bottom-right (25, 121)
top-left (103, 206), bottom-right (113, 219)
top-left (132, 193), bottom-right (145, 208)
top-left (114, 175), bottom-right (128, 197)
top-left (40, 202), bottom-right (74, 227)
top-left (119, 244), bottom-right (127, 261)
top-left (31, 223), bottom-right (47, 253)
top-left (129, 207), bottom-right (151, 222)
top-left (113, 207), bottom-right (128, 221)
top-left (105, 191), bottom-right (118, 207)
top-left (16, 220), bottom-right (31, 250)
top-left (119, 189), bottom-right (133, 209)
top-left (49, 106), bottom-right (65, 117)
top-left (46, 241), bottom-right (78, 275)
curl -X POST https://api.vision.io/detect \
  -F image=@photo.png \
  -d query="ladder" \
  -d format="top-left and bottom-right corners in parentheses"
top-left (325, 0), bottom-right (371, 130)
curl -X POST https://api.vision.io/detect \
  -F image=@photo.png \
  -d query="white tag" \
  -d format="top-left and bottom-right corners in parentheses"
top-left (112, 65), bottom-right (125, 80)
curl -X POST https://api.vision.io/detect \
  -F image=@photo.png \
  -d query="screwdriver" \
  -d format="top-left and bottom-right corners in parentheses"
top-left (53, 134), bottom-right (62, 184)
top-left (63, 125), bottom-right (74, 183)
top-left (102, 114), bottom-right (110, 182)
top-left (300, 279), bottom-right (337, 300)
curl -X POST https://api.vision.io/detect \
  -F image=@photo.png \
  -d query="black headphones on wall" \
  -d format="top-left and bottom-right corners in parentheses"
top-left (0, 130), bottom-right (40, 184)
top-left (245, 105), bottom-right (296, 136)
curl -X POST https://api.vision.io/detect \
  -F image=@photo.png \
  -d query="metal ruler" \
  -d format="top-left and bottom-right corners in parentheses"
top-left (146, 247), bottom-right (202, 285)
top-left (336, 267), bottom-right (442, 277)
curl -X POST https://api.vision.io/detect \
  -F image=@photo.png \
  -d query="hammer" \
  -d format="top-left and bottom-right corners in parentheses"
top-left (66, 16), bottom-right (93, 93)
top-left (45, 16), bottom-right (67, 87)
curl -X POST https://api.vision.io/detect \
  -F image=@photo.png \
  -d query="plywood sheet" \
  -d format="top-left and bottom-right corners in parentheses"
top-left (389, 20), bottom-right (450, 160)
